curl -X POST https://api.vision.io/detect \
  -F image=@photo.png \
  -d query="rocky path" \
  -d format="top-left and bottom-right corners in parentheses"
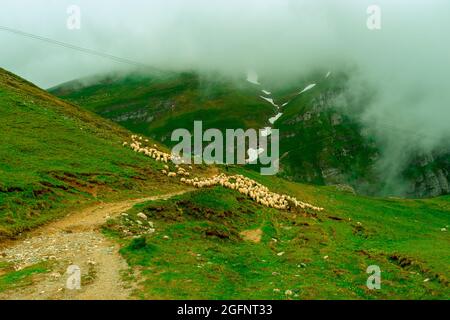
top-left (0, 190), bottom-right (190, 300)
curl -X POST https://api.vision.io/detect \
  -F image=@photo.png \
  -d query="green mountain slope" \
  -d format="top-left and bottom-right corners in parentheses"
top-left (0, 68), bottom-right (448, 299)
top-left (0, 68), bottom-right (181, 237)
top-left (50, 71), bottom-right (274, 144)
top-left (51, 71), bottom-right (450, 198)
top-left (104, 167), bottom-right (450, 299)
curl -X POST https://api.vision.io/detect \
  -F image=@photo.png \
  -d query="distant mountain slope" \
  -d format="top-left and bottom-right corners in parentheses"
top-left (50, 71), bottom-right (274, 144)
top-left (0, 68), bottom-right (179, 237)
top-left (51, 71), bottom-right (450, 198)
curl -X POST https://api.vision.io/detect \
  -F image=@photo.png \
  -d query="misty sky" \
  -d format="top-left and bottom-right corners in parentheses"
top-left (1, 0), bottom-right (450, 192)
top-left (1, 0), bottom-right (447, 87)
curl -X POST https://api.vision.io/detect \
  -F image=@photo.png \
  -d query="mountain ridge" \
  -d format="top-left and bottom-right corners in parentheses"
top-left (0, 68), bottom-right (449, 299)
top-left (50, 70), bottom-right (450, 198)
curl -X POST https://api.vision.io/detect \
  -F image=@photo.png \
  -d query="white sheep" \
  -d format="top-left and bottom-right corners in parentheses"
top-left (126, 134), bottom-right (324, 212)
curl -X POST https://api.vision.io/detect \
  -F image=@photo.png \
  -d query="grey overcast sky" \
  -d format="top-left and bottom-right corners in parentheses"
top-left (0, 0), bottom-right (447, 88)
top-left (1, 0), bottom-right (450, 192)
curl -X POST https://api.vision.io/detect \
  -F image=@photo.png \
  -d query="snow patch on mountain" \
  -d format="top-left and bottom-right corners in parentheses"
top-left (269, 113), bottom-right (283, 124)
top-left (261, 127), bottom-right (272, 137)
top-left (247, 147), bottom-right (265, 163)
top-left (299, 83), bottom-right (316, 95)
top-left (260, 96), bottom-right (278, 108)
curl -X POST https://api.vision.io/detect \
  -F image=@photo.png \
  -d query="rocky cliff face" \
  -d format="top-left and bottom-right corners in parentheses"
top-left (405, 153), bottom-right (450, 198)
top-left (278, 89), bottom-right (450, 198)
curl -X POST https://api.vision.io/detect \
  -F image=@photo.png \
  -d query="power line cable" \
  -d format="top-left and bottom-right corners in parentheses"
top-left (0, 25), bottom-right (164, 74)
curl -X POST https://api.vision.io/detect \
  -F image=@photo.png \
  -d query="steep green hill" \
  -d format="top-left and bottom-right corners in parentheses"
top-left (50, 71), bottom-right (274, 144)
top-left (51, 71), bottom-right (450, 198)
top-left (0, 68), bottom-right (181, 237)
top-left (0, 68), bottom-right (448, 299)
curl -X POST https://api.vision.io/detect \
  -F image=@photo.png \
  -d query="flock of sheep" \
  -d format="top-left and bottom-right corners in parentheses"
top-left (124, 135), bottom-right (324, 212)
top-left (181, 174), bottom-right (323, 212)
top-left (124, 135), bottom-right (174, 163)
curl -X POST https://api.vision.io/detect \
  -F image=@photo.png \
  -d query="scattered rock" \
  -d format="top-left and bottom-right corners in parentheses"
top-left (277, 252), bottom-right (285, 256)
top-left (50, 272), bottom-right (61, 279)
top-left (137, 212), bottom-right (148, 220)
top-left (334, 184), bottom-right (356, 194)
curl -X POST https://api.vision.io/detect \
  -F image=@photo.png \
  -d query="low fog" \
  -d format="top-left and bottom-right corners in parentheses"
top-left (1, 0), bottom-right (449, 194)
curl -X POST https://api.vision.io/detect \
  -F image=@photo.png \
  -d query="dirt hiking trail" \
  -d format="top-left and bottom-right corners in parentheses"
top-left (0, 190), bottom-right (191, 300)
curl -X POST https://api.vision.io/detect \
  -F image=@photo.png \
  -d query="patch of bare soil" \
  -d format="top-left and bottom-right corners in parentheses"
top-left (240, 229), bottom-right (263, 243)
top-left (0, 190), bottom-right (190, 300)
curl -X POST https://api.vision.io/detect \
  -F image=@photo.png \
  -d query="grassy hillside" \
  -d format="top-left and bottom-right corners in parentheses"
top-left (50, 71), bottom-right (274, 145)
top-left (51, 71), bottom-right (450, 198)
top-left (49, 71), bottom-right (381, 189)
top-left (0, 68), bottom-right (182, 238)
top-left (104, 168), bottom-right (450, 299)
top-left (0, 68), bottom-right (448, 299)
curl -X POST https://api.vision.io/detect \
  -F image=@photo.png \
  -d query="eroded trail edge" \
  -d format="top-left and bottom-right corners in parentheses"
top-left (0, 190), bottom-right (190, 300)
